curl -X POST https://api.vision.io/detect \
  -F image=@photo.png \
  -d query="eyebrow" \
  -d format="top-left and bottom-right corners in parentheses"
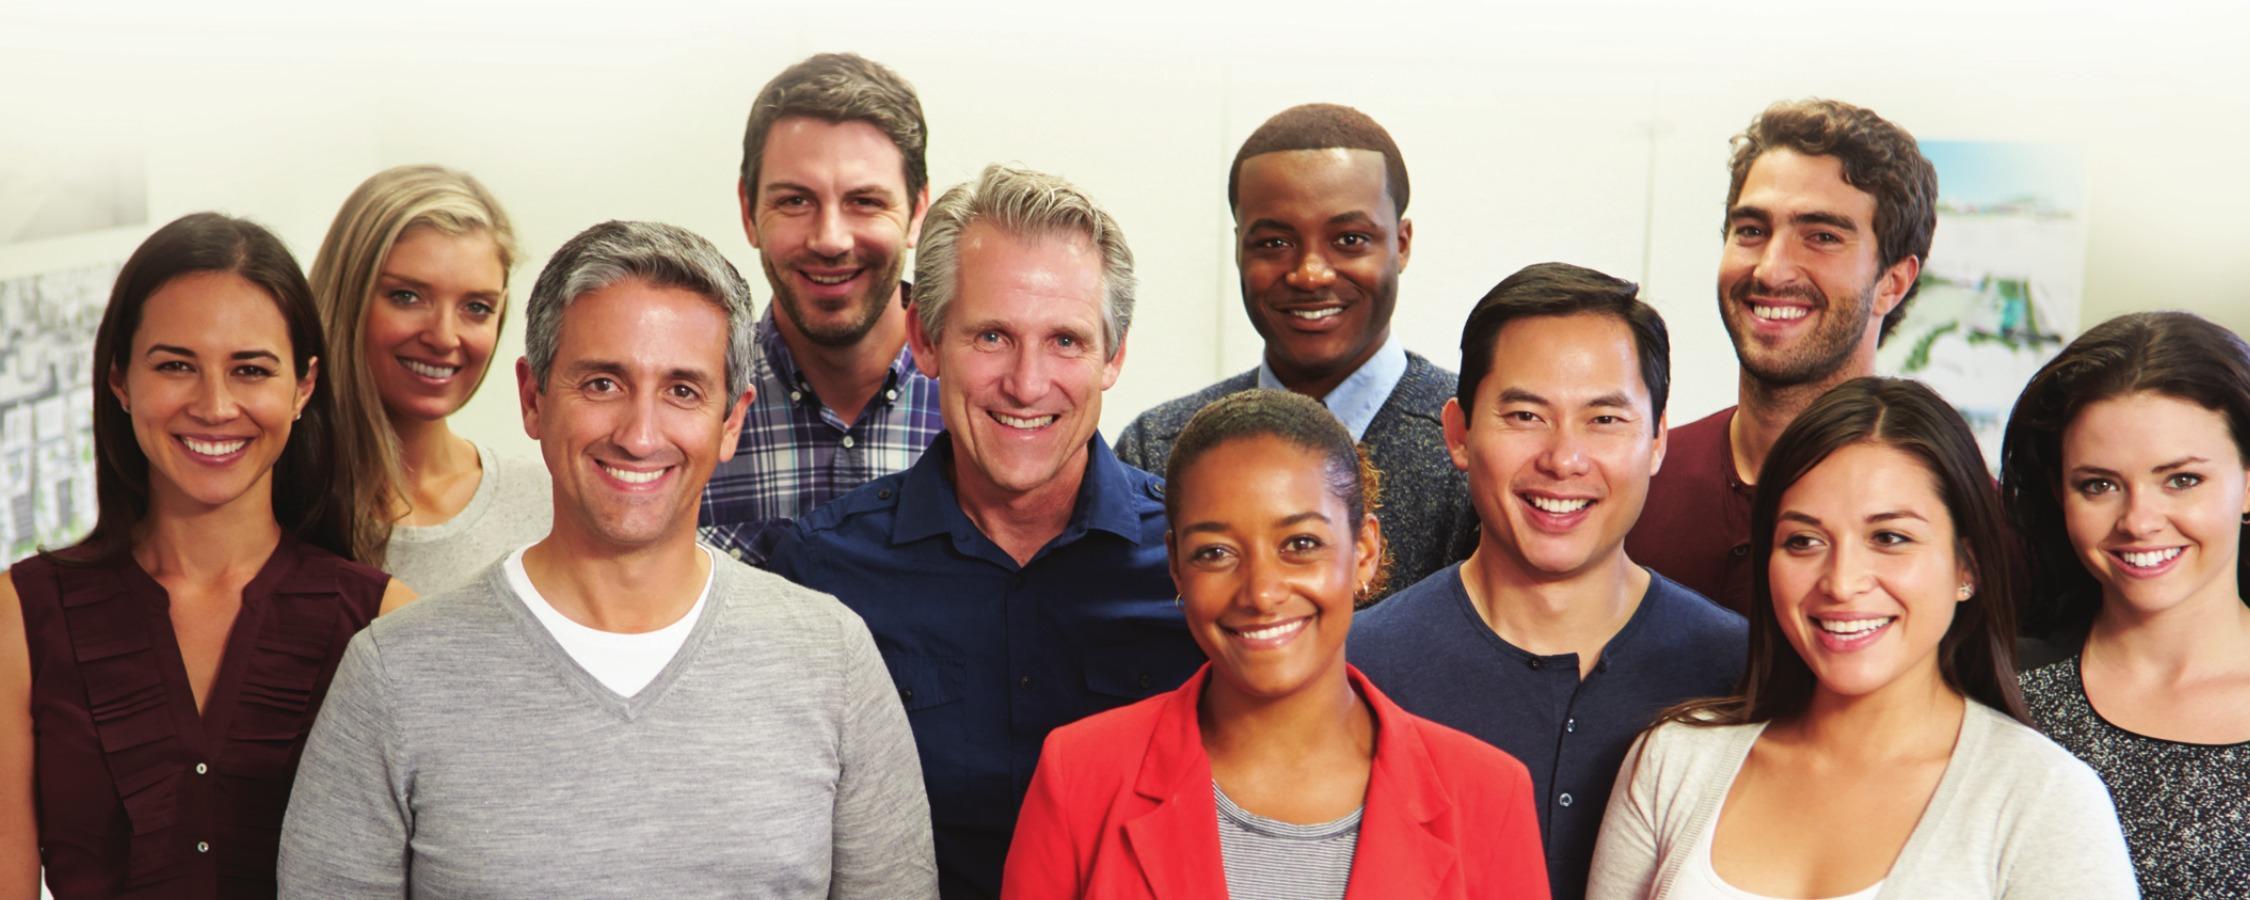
top-left (564, 359), bottom-right (716, 385)
top-left (1326, 211), bottom-right (1380, 230)
top-left (1242, 217), bottom-right (1298, 234)
top-left (2072, 456), bottom-right (2211, 478)
top-left (1178, 510), bottom-right (1333, 536)
top-left (147, 344), bottom-right (281, 364)
top-left (1497, 387), bottom-right (1549, 406)
top-left (1726, 205), bottom-right (1861, 235)
top-left (376, 271), bottom-right (430, 290)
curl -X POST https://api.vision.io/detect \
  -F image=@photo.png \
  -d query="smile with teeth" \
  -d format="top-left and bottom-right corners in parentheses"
top-left (2116, 547), bottom-right (2183, 569)
top-left (181, 437), bottom-right (249, 457)
top-left (601, 463), bottom-right (667, 485)
top-left (1815, 616), bottom-right (1894, 636)
top-left (802, 269), bottom-right (860, 285)
top-left (1526, 495), bottom-right (1593, 514)
top-left (1228, 618), bottom-right (1308, 642)
top-left (1751, 304), bottom-right (1810, 321)
top-left (1287, 306), bottom-right (1344, 321)
top-left (993, 412), bottom-right (1058, 430)
top-left (400, 358), bottom-right (460, 379)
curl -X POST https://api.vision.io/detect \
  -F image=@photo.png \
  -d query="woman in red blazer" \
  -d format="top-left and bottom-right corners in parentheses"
top-left (1003, 390), bottom-right (1549, 899)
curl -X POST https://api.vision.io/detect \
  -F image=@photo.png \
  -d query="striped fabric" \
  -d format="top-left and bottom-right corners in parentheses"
top-left (698, 305), bottom-right (943, 564)
top-left (1213, 781), bottom-right (1362, 900)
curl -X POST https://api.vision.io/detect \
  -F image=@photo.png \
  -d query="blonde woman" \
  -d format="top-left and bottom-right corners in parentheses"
top-left (310, 165), bottom-right (551, 594)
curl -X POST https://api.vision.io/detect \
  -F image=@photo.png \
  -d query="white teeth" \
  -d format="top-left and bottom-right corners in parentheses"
top-left (1528, 496), bottom-right (1592, 514)
top-left (1235, 619), bottom-right (1306, 641)
top-left (803, 271), bottom-right (857, 285)
top-left (1816, 617), bottom-right (1891, 636)
top-left (1752, 305), bottom-right (1809, 321)
top-left (1289, 307), bottom-right (1344, 320)
top-left (994, 413), bottom-right (1057, 429)
top-left (182, 437), bottom-right (248, 456)
top-left (401, 358), bottom-right (459, 379)
top-left (2120, 548), bottom-right (2182, 568)
top-left (603, 465), bottom-right (665, 484)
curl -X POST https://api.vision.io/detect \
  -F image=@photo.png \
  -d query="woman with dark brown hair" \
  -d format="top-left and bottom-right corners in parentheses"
top-left (1587, 377), bottom-right (2133, 899)
top-left (2003, 310), bottom-right (2250, 897)
top-left (0, 213), bottom-right (409, 898)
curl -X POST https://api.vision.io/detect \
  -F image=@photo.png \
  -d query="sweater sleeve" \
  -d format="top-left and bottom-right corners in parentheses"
top-left (278, 630), bottom-right (412, 897)
top-left (1585, 729), bottom-right (1665, 900)
top-left (828, 608), bottom-right (939, 899)
top-left (1995, 757), bottom-right (2139, 899)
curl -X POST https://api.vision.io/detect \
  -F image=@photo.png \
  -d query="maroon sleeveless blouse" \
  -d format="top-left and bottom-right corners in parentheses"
top-left (14, 536), bottom-right (385, 899)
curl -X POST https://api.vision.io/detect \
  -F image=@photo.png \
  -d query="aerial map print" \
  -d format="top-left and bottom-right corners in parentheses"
top-left (1, 263), bottom-right (114, 558)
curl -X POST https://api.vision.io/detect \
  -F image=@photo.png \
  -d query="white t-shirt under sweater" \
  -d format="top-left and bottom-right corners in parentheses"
top-left (503, 545), bottom-right (713, 697)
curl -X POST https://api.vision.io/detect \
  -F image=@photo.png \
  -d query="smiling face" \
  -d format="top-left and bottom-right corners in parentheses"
top-left (1234, 148), bottom-right (1410, 398)
top-left (908, 222), bottom-right (1122, 502)
top-left (2060, 391), bottom-right (2250, 621)
top-left (520, 278), bottom-right (751, 553)
top-left (108, 270), bottom-right (317, 515)
top-left (745, 116), bottom-right (927, 349)
top-left (1768, 442), bottom-right (1969, 701)
top-left (362, 225), bottom-right (506, 423)
top-left (1169, 435), bottom-right (1381, 702)
top-left (1444, 313), bottom-right (1665, 581)
top-left (1718, 149), bottom-right (1913, 387)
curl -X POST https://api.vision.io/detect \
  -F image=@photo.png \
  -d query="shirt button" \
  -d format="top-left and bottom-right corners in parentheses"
top-left (885, 389), bottom-right (898, 401)
top-left (1137, 673), bottom-right (1152, 689)
top-left (789, 390), bottom-right (803, 402)
top-left (1558, 793), bottom-right (1575, 808)
top-left (877, 488), bottom-right (893, 500)
top-left (1019, 675), bottom-right (1034, 689)
top-left (196, 841), bottom-right (210, 853)
top-left (1527, 657), bottom-right (1544, 671)
top-left (1730, 544), bottom-right (1749, 558)
top-left (194, 762), bottom-right (208, 775)
top-left (729, 548), bottom-right (744, 561)
top-left (1565, 718), bottom-right (1577, 733)
top-left (899, 687), bottom-right (914, 703)
top-left (841, 435), bottom-right (856, 449)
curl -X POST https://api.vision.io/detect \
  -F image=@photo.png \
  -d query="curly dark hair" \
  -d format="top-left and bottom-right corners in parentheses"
top-left (1228, 103), bottom-right (1409, 219)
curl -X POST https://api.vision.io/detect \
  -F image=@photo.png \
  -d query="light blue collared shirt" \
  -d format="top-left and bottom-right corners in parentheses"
top-left (1257, 333), bottom-right (1408, 441)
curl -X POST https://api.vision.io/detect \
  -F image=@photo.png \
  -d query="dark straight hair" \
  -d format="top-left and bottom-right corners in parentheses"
top-left (50, 212), bottom-right (361, 566)
top-left (1667, 377), bottom-right (2028, 726)
top-left (2000, 310), bottom-right (2250, 639)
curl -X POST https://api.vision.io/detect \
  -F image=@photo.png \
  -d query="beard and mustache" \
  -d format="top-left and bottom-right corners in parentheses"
top-left (761, 248), bottom-right (909, 349)
top-left (1719, 274), bottom-right (1880, 388)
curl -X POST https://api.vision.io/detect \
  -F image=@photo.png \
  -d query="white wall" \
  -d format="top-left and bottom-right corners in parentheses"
top-left (4, 0), bottom-right (2246, 459)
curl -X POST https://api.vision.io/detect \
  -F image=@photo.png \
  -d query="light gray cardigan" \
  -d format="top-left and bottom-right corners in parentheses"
top-left (1586, 700), bottom-right (2139, 899)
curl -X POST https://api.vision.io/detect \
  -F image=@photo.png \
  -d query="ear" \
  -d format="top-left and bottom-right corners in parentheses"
top-left (1164, 528), bottom-right (1184, 595)
top-left (108, 362), bottom-right (129, 412)
top-left (1354, 512), bottom-right (1385, 590)
top-left (1649, 412), bottom-right (1670, 476)
top-left (739, 178), bottom-right (762, 250)
top-left (1394, 216), bottom-right (1413, 274)
top-left (1100, 332), bottom-right (1128, 391)
top-left (1870, 253), bottom-right (1920, 321)
top-left (517, 356), bottom-right (543, 440)
top-left (714, 385), bottom-right (757, 463)
top-left (904, 184), bottom-right (932, 249)
top-left (904, 301), bottom-right (941, 379)
top-left (294, 356), bottom-right (320, 419)
top-left (1441, 397), bottom-right (1471, 472)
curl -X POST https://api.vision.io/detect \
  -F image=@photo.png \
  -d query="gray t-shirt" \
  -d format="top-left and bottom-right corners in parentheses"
top-left (277, 555), bottom-right (937, 898)
top-left (383, 442), bottom-right (552, 596)
top-left (1213, 781), bottom-right (1361, 900)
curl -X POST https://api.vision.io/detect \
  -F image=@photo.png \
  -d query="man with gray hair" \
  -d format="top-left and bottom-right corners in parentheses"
top-left (280, 220), bottom-right (937, 897)
top-left (767, 165), bottom-right (1205, 899)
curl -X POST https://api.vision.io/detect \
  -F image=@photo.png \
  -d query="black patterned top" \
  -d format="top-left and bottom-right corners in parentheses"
top-left (2021, 656), bottom-right (2250, 899)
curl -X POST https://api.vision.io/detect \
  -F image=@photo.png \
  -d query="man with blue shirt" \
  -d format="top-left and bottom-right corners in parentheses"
top-left (766, 164), bottom-right (1205, 900)
top-left (1351, 262), bottom-right (1748, 900)
top-left (1114, 103), bottom-right (1475, 599)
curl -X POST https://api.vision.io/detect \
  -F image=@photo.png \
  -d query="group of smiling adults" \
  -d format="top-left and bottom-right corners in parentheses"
top-left (2, 50), bottom-right (2243, 900)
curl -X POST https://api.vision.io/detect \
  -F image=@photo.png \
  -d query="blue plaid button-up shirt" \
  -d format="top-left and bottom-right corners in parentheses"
top-left (698, 300), bottom-right (943, 564)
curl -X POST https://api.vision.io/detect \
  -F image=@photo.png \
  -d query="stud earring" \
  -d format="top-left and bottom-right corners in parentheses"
top-left (1956, 583), bottom-right (1974, 602)
top-left (1173, 594), bottom-right (1182, 609)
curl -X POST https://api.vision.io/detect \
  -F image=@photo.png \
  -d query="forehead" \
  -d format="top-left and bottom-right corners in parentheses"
top-left (2065, 391), bottom-right (2242, 465)
top-left (1173, 434), bottom-right (1346, 518)
top-left (384, 226), bottom-right (505, 283)
top-left (1783, 442), bottom-right (1949, 520)
top-left (758, 116), bottom-right (909, 192)
top-left (1235, 148), bottom-right (1394, 225)
top-left (1479, 313), bottom-right (1651, 407)
top-left (555, 278), bottom-right (731, 370)
top-left (1736, 148), bottom-right (1877, 222)
top-left (950, 223), bottom-right (1105, 329)
top-left (138, 270), bottom-right (291, 350)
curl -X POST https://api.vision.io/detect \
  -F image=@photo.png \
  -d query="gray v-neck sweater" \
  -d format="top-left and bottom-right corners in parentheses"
top-left (278, 555), bottom-right (937, 898)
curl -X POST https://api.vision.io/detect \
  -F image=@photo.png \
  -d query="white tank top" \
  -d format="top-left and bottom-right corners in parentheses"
top-left (1670, 812), bottom-right (1885, 900)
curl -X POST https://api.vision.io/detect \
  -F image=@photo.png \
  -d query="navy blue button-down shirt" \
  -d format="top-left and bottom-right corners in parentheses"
top-left (765, 432), bottom-right (1205, 900)
top-left (1350, 565), bottom-right (1747, 900)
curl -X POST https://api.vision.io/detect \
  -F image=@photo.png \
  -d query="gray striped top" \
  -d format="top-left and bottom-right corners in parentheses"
top-left (1213, 781), bottom-right (1362, 900)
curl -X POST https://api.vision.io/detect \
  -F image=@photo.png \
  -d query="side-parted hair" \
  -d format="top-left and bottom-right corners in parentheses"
top-left (1726, 98), bottom-right (1937, 342)
top-left (1228, 103), bottom-right (1410, 219)
top-left (1164, 389), bottom-right (1390, 600)
top-left (1668, 377), bottom-right (2027, 727)
top-left (55, 212), bottom-right (362, 565)
top-left (2001, 311), bottom-right (2250, 638)
top-left (1456, 262), bottom-right (1670, 432)
top-left (913, 163), bottom-right (1135, 360)
top-left (523, 220), bottom-right (756, 401)
top-left (740, 52), bottom-right (929, 209)
top-left (308, 164), bottom-right (517, 563)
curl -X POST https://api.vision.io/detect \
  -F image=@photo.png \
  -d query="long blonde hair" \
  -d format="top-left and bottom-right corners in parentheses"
top-left (308, 164), bottom-right (517, 566)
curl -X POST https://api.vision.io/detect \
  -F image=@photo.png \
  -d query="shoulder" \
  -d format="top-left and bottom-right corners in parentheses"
top-left (358, 567), bottom-right (515, 655)
top-left (1668, 407), bottom-right (1734, 443)
top-left (1352, 567), bottom-right (1458, 636)
top-left (1123, 372), bottom-right (1261, 437)
top-left (1643, 572), bottom-right (1749, 640)
top-left (291, 542), bottom-right (395, 617)
top-left (488, 447), bottom-right (554, 499)
top-left (710, 554), bottom-right (869, 639)
top-left (1399, 710), bottom-right (1534, 791)
top-left (1393, 352), bottom-right (1460, 404)
top-left (792, 469), bottom-right (911, 537)
top-left (1628, 717), bottom-right (1757, 784)
top-left (1962, 703), bottom-right (2107, 795)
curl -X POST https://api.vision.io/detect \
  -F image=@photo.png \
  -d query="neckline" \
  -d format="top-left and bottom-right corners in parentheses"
top-left (389, 441), bottom-right (497, 542)
top-left (489, 545), bottom-right (726, 719)
top-left (2067, 654), bottom-right (2250, 749)
top-left (117, 535), bottom-right (298, 743)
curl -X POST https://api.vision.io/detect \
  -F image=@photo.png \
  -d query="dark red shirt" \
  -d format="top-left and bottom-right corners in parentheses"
top-left (1628, 407), bottom-right (1756, 616)
top-left (14, 537), bottom-right (384, 899)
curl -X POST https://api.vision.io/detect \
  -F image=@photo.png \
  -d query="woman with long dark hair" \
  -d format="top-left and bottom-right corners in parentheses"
top-left (0, 213), bottom-right (408, 898)
top-left (2003, 310), bottom-right (2250, 897)
top-left (1002, 390), bottom-right (1548, 899)
top-left (1587, 377), bottom-right (2132, 898)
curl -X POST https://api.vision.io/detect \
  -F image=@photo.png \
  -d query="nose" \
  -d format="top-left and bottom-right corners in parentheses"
top-left (1236, 547), bottom-right (1291, 617)
top-left (1817, 539), bottom-right (1878, 602)
top-left (423, 306), bottom-right (461, 354)
top-left (998, 344), bottom-right (1051, 408)
top-left (2115, 486), bottom-right (2166, 539)
top-left (1749, 237), bottom-right (1804, 295)
top-left (808, 203), bottom-right (852, 259)
top-left (609, 390), bottom-right (665, 460)
top-left (1284, 246), bottom-right (1337, 293)
top-left (1535, 423), bottom-right (1592, 480)
top-left (188, 370), bottom-right (241, 423)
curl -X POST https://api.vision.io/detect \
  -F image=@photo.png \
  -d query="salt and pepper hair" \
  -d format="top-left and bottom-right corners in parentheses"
top-left (523, 220), bottom-right (757, 400)
top-left (911, 163), bottom-right (1136, 360)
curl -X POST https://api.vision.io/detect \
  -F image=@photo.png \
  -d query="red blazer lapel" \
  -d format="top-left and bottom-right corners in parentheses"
top-left (1346, 667), bottom-right (1461, 900)
top-left (1121, 666), bottom-right (1228, 900)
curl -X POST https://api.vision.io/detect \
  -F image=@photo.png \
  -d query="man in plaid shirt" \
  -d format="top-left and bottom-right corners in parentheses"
top-left (700, 53), bottom-right (944, 564)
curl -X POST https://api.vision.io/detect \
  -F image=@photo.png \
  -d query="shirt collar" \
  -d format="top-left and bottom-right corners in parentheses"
top-left (754, 284), bottom-right (922, 405)
top-left (892, 430), bottom-right (1145, 550)
top-left (1256, 332), bottom-right (1408, 441)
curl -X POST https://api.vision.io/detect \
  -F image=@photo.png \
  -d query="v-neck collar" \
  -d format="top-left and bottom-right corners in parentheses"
top-left (118, 535), bottom-right (297, 751)
top-left (487, 550), bottom-right (728, 721)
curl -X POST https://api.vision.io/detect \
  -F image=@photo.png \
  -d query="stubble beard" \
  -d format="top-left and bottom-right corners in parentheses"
top-left (764, 250), bottom-right (906, 349)
top-left (1720, 276), bottom-right (1877, 390)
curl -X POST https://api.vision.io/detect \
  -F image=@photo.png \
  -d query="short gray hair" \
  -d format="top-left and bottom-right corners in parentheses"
top-left (913, 163), bottom-right (1135, 360)
top-left (524, 220), bottom-right (756, 399)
